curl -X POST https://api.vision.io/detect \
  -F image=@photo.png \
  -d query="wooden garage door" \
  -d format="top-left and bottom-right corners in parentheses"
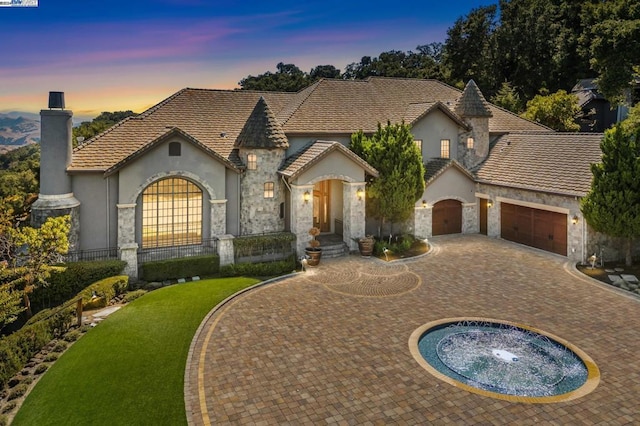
top-left (500, 203), bottom-right (567, 255)
top-left (433, 200), bottom-right (462, 236)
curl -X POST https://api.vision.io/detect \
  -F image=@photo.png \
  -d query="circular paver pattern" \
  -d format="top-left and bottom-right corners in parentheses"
top-left (186, 235), bottom-right (640, 425)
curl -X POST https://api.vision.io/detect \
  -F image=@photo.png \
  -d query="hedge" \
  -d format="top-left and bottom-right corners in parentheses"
top-left (76, 275), bottom-right (128, 310)
top-left (31, 260), bottom-right (127, 311)
top-left (140, 255), bottom-right (220, 282)
top-left (219, 255), bottom-right (296, 278)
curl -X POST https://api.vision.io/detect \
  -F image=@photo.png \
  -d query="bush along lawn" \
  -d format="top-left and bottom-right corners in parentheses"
top-left (12, 277), bottom-right (260, 426)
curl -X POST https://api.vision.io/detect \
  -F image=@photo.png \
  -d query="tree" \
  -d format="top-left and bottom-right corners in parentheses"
top-left (238, 62), bottom-right (309, 92)
top-left (581, 0), bottom-right (640, 104)
top-left (0, 275), bottom-right (24, 332)
top-left (350, 122), bottom-right (425, 236)
top-left (73, 110), bottom-right (137, 146)
top-left (7, 216), bottom-right (70, 317)
top-left (521, 89), bottom-right (581, 131)
top-left (491, 81), bottom-right (525, 113)
top-left (443, 5), bottom-right (499, 93)
top-left (309, 65), bottom-right (341, 80)
top-left (343, 45), bottom-right (445, 81)
top-left (581, 124), bottom-right (640, 266)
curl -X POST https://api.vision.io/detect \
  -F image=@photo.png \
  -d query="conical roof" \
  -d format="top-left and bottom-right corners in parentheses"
top-left (235, 96), bottom-right (289, 149)
top-left (454, 80), bottom-right (492, 118)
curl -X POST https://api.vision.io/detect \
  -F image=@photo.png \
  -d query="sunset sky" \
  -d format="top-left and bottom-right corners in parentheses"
top-left (2, 0), bottom-right (496, 120)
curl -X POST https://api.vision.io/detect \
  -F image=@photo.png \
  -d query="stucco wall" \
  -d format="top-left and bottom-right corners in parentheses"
top-left (72, 173), bottom-right (118, 250)
top-left (423, 167), bottom-right (476, 204)
top-left (411, 110), bottom-right (460, 161)
top-left (295, 151), bottom-right (365, 185)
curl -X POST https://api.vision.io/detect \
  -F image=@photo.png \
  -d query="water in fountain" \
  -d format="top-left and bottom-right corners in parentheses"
top-left (418, 321), bottom-right (589, 397)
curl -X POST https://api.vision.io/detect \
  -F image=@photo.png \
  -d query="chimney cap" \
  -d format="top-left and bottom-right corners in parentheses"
top-left (48, 91), bottom-right (65, 109)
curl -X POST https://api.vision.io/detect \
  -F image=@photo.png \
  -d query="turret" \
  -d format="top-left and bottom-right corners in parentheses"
top-left (455, 80), bottom-right (492, 162)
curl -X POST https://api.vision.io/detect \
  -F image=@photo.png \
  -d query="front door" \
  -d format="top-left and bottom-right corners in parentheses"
top-left (313, 181), bottom-right (331, 232)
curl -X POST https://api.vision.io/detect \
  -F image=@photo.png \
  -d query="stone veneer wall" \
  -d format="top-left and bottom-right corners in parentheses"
top-left (458, 116), bottom-right (490, 169)
top-left (239, 148), bottom-right (286, 235)
top-left (31, 202), bottom-right (80, 251)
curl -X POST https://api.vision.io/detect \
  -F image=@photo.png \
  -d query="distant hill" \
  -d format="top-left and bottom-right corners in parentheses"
top-left (0, 113), bottom-right (40, 154)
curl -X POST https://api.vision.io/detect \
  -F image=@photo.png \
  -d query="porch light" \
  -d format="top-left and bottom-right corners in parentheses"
top-left (356, 187), bottom-right (365, 200)
top-left (422, 199), bottom-right (427, 208)
top-left (572, 215), bottom-right (579, 225)
top-left (487, 199), bottom-right (494, 208)
top-left (303, 190), bottom-right (311, 204)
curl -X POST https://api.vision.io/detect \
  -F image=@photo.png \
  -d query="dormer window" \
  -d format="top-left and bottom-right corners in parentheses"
top-left (169, 142), bottom-right (181, 156)
top-left (466, 137), bottom-right (475, 149)
top-left (247, 153), bottom-right (257, 170)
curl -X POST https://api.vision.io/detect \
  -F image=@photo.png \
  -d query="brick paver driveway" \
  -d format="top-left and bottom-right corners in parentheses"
top-left (185, 235), bottom-right (640, 425)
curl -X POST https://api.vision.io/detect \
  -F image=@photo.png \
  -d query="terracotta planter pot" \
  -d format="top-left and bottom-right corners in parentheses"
top-left (305, 247), bottom-right (322, 266)
top-left (358, 239), bottom-right (375, 257)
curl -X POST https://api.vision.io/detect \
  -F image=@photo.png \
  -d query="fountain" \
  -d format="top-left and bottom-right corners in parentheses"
top-left (409, 318), bottom-right (600, 403)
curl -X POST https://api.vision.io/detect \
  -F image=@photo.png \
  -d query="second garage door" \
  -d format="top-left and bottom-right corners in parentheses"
top-left (432, 199), bottom-right (462, 236)
top-left (500, 203), bottom-right (567, 256)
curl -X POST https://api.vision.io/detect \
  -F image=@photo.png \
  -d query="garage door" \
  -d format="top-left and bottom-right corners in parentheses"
top-left (500, 203), bottom-right (567, 255)
top-left (432, 199), bottom-right (462, 236)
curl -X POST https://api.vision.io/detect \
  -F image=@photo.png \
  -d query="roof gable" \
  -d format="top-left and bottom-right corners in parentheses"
top-left (406, 101), bottom-right (470, 130)
top-left (424, 158), bottom-right (475, 186)
top-left (279, 140), bottom-right (378, 182)
top-left (235, 96), bottom-right (289, 149)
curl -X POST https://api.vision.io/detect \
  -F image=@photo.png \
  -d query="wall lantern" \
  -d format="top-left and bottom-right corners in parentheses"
top-left (356, 187), bottom-right (365, 200)
top-left (572, 215), bottom-right (579, 225)
top-left (487, 199), bottom-right (494, 208)
top-left (303, 190), bottom-right (311, 204)
top-left (421, 199), bottom-right (427, 209)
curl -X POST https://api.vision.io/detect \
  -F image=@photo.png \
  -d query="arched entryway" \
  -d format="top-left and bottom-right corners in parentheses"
top-left (432, 199), bottom-right (462, 236)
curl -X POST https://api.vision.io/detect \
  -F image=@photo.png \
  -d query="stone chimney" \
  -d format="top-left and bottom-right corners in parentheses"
top-left (31, 92), bottom-right (80, 248)
top-left (454, 80), bottom-right (492, 163)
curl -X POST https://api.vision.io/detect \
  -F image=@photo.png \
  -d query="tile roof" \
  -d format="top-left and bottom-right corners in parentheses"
top-left (68, 78), bottom-right (550, 172)
top-left (279, 140), bottom-right (379, 181)
top-left (235, 97), bottom-right (289, 149)
top-left (476, 132), bottom-right (603, 196)
top-left (424, 158), bottom-right (474, 185)
top-left (454, 79), bottom-right (493, 118)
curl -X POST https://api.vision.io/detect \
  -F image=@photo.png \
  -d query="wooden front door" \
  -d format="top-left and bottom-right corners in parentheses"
top-left (479, 198), bottom-right (488, 235)
top-left (313, 181), bottom-right (331, 232)
top-left (501, 203), bottom-right (567, 256)
top-left (432, 199), bottom-right (462, 236)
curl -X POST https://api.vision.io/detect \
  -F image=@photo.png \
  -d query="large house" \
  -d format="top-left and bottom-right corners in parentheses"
top-left (32, 77), bottom-right (623, 278)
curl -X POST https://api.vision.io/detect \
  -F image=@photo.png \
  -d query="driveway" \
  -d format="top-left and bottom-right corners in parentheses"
top-left (185, 235), bottom-right (640, 425)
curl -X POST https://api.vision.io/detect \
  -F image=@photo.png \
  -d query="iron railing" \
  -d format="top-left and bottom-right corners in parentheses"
top-left (137, 238), bottom-right (218, 264)
top-left (64, 247), bottom-right (119, 262)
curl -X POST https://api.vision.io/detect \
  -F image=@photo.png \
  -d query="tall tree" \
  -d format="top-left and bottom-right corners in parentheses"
top-left (443, 5), bottom-right (499, 93)
top-left (521, 89), bottom-right (581, 131)
top-left (491, 81), bottom-right (524, 113)
top-left (581, 124), bottom-right (640, 266)
top-left (581, 0), bottom-right (640, 104)
top-left (350, 122), bottom-right (425, 236)
top-left (309, 65), bottom-right (341, 80)
top-left (73, 110), bottom-right (137, 145)
top-left (238, 62), bottom-right (309, 92)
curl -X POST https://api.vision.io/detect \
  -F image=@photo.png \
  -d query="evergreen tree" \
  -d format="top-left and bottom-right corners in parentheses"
top-left (350, 122), bottom-right (425, 236)
top-left (581, 124), bottom-right (640, 266)
top-left (491, 81), bottom-right (524, 113)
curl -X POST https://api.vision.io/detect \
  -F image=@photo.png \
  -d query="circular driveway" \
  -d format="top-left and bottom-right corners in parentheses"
top-left (185, 235), bottom-right (640, 425)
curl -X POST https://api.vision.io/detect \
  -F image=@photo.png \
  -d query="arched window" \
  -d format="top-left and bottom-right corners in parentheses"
top-left (141, 177), bottom-right (202, 248)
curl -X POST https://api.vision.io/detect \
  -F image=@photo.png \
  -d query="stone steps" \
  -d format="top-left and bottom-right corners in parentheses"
top-left (320, 241), bottom-right (349, 259)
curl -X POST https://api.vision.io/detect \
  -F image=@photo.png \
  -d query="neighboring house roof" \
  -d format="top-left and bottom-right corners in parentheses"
top-left (68, 77), bottom-right (549, 172)
top-left (424, 158), bottom-right (475, 186)
top-left (476, 132), bottom-right (603, 197)
top-left (279, 140), bottom-right (379, 182)
top-left (235, 97), bottom-right (289, 149)
top-left (571, 78), bottom-right (607, 108)
top-left (454, 79), bottom-right (493, 118)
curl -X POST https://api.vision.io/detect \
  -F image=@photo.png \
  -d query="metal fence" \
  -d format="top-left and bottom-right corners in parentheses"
top-left (64, 247), bottom-right (119, 262)
top-left (137, 238), bottom-right (218, 264)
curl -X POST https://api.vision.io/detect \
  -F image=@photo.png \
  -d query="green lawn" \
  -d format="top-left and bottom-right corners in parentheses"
top-left (13, 277), bottom-right (260, 426)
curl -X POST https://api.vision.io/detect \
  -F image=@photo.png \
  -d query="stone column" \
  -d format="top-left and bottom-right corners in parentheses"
top-left (290, 184), bottom-right (314, 256)
top-left (210, 199), bottom-right (227, 237)
top-left (117, 204), bottom-right (138, 278)
top-left (217, 234), bottom-right (235, 266)
top-left (343, 182), bottom-right (366, 251)
top-left (487, 200), bottom-right (500, 237)
top-left (414, 204), bottom-right (432, 238)
top-left (462, 202), bottom-right (478, 234)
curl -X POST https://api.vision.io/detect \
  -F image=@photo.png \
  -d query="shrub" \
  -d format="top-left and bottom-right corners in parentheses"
top-left (31, 260), bottom-right (126, 311)
top-left (0, 321), bottom-right (51, 386)
top-left (1, 401), bottom-right (16, 414)
top-left (7, 384), bottom-right (27, 401)
top-left (219, 256), bottom-right (296, 278)
top-left (0, 415), bottom-right (7, 426)
top-left (374, 234), bottom-right (415, 256)
top-left (123, 289), bottom-right (147, 303)
top-left (140, 255), bottom-right (220, 282)
top-left (44, 353), bottom-right (58, 362)
top-left (63, 330), bottom-right (81, 342)
top-left (76, 276), bottom-right (129, 310)
top-left (52, 341), bottom-right (67, 353)
top-left (34, 364), bottom-right (48, 375)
